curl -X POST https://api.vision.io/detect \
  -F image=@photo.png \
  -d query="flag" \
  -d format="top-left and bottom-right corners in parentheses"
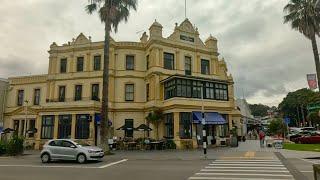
top-left (307, 74), bottom-right (318, 89)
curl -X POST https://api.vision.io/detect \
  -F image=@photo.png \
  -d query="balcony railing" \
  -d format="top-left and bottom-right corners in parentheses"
top-left (46, 97), bottom-right (100, 103)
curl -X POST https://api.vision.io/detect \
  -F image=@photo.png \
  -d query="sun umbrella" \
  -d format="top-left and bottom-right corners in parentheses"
top-left (134, 124), bottom-right (152, 131)
top-left (2, 128), bottom-right (14, 134)
top-left (116, 125), bottom-right (133, 131)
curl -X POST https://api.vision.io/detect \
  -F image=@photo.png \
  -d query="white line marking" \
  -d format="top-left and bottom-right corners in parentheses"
top-left (301, 171), bottom-right (313, 173)
top-left (208, 164), bottom-right (284, 167)
top-left (215, 160), bottom-right (280, 162)
top-left (195, 172), bottom-right (293, 177)
top-left (0, 159), bottom-right (128, 169)
top-left (212, 162), bottom-right (282, 164)
top-left (200, 169), bottom-right (290, 173)
top-left (189, 177), bottom-right (294, 180)
top-left (98, 159), bottom-right (128, 169)
top-left (205, 166), bottom-right (287, 169)
top-left (0, 164), bottom-right (97, 169)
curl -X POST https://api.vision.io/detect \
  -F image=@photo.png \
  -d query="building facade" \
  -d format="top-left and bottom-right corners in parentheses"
top-left (3, 19), bottom-right (241, 149)
top-left (0, 78), bottom-right (9, 132)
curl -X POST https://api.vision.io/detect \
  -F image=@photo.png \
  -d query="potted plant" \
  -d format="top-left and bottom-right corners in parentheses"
top-left (145, 108), bottom-right (163, 140)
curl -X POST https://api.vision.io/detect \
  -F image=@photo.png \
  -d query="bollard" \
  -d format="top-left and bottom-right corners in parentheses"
top-left (314, 164), bottom-right (320, 180)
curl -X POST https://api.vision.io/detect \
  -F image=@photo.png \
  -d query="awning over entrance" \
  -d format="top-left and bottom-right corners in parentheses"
top-left (192, 112), bottom-right (226, 125)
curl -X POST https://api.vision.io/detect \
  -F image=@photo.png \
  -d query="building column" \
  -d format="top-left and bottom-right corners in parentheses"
top-left (71, 114), bottom-right (76, 139)
top-left (53, 115), bottom-right (59, 139)
top-left (228, 114), bottom-right (233, 132)
top-left (89, 113), bottom-right (95, 140)
top-left (173, 112), bottom-right (181, 149)
top-left (35, 115), bottom-right (42, 150)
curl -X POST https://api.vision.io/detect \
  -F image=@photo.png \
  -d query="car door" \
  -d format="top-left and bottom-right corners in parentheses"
top-left (48, 140), bottom-right (63, 159)
top-left (61, 140), bottom-right (78, 160)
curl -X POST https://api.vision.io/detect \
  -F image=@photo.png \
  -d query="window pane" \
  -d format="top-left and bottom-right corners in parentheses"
top-left (201, 59), bottom-right (210, 75)
top-left (60, 59), bottom-right (67, 73)
top-left (58, 115), bottom-right (72, 139)
top-left (34, 89), bottom-right (40, 105)
top-left (125, 84), bottom-right (134, 101)
top-left (185, 56), bottom-right (192, 75)
top-left (75, 114), bottom-right (90, 139)
top-left (75, 85), bottom-right (82, 101)
top-left (164, 53), bottom-right (174, 70)
top-left (125, 119), bottom-right (134, 137)
top-left (41, 115), bottom-right (54, 139)
top-left (179, 112), bottom-right (192, 139)
top-left (92, 84), bottom-right (99, 101)
top-left (17, 90), bottom-right (24, 106)
top-left (59, 86), bottom-right (66, 102)
top-left (77, 57), bottom-right (84, 72)
top-left (126, 55), bottom-right (134, 70)
top-left (94, 56), bottom-right (101, 71)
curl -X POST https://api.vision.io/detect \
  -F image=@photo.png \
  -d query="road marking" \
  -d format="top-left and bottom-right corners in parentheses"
top-left (200, 169), bottom-right (289, 173)
top-left (189, 177), bottom-right (293, 180)
top-left (208, 163), bottom-right (284, 167)
top-left (219, 157), bottom-right (276, 160)
top-left (205, 166), bottom-right (287, 169)
top-left (98, 159), bottom-right (128, 169)
top-left (215, 159), bottom-right (280, 162)
top-left (212, 162), bottom-right (282, 164)
top-left (195, 173), bottom-right (293, 177)
top-left (0, 159), bottom-right (128, 169)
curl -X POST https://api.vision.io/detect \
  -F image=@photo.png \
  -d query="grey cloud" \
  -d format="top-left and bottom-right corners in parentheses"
top-left (0, 0), bottom-right (317, 105)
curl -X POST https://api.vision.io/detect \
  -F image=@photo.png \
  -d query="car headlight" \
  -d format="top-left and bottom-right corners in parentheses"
top-left (88, 150), bottom-right (94, 153)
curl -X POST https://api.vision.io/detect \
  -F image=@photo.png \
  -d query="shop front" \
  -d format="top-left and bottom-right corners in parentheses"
top-left (192, 112), bottom-right (228, 147)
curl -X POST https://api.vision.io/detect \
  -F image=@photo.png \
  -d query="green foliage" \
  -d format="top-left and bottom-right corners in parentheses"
top-left (268, 119), bottom-right (288, 136)
top-left (283, 0), bottom-right (320, 40)
top-left (0, 141), bottom-right (7, 155)
top-left (278, 88), bottom-right (320, 126)
top-left (146, 109), bottom-right (163, 140)
top-left (249, 104), bottom-right (271, 117)
top-left (307, 111), bottom-right (320, 125)
top-left (6, 136), bottom-right (24, 156)
top-left (165, 140), bottom-right (176, 149)
top-left (86, 0), bottom-right (138, 32)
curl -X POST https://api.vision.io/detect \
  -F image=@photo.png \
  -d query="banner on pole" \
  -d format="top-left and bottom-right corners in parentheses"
top-left (307, 74), bottom-right (318, 90)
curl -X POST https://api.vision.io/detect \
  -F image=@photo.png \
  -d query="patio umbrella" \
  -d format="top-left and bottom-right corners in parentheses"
top-left (134, 124), bottom-right (152, 131)
top-left (26, 128), bottom-right (38, 134)
top-left (134, 124), bottom-right (152, 138)
top-left (2, 128), bottom-right (14, 134)
top-left (116, 125), bottom-right (133, 131)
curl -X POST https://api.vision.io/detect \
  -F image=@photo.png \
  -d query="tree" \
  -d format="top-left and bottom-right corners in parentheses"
top-left (249, 104), bottom-right (270, 117)
top-left (145, 109), bottom-right (163, 140)
top-left (278, 88), bottom-right (320, 126)
top-left (284, 0), bottom-right (320, 88)
top-left (268, 119), bottom-right (287, 136)
top-left (307, 111), bottom-right (320, 126)
top-left (86, 0), bottom-right (137, 151)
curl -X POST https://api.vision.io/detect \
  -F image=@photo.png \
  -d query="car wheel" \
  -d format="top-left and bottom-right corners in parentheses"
top-left (77, 154), bottom-right (86, 164)
top-left (41, 153), bottom-right (50, 163)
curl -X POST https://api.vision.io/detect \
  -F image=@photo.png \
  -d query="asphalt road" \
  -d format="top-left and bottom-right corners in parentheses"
top-left (0, 140), bottom-right (316, 180)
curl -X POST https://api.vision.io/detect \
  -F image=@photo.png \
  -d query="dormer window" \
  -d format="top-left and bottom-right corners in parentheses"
top-left (180, 35), bottom-right (194, 43)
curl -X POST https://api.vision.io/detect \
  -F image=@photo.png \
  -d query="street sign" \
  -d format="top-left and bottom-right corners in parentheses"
top-left (284, 117), bottom-right (290, 125)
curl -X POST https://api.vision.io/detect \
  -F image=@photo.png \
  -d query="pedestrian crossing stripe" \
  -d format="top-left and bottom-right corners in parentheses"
top-left (188, 159), bottom-right (294, 180)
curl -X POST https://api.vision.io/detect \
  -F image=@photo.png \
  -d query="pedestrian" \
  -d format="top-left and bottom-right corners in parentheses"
top-left (259, 130), bottom-right (265, 148)
top-left (248, 131), bottom-right (252, 139)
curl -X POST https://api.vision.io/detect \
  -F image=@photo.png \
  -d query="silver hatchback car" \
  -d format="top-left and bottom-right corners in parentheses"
top-left (40, 139), bottom-right (104, 164)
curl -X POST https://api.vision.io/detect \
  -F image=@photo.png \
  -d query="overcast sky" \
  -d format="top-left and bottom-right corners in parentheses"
top-left (0, 0), bottom-right (317, 106)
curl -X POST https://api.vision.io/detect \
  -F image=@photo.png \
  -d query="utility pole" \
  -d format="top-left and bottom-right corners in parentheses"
top-left (185, 0), bottom-right (187, 19)
top-left (201, 85), bottom-right (207, 158)
top-left (300, 105), bottom-right (306, 127)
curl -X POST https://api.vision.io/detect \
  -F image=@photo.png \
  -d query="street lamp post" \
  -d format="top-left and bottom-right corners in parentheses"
top-left (201, 86), bottom-right (207, 158)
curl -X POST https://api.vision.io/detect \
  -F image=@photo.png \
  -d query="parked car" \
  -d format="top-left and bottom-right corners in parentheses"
top-left (40, 139), bottom-right (104, 164)
top-left (295, 134), bottom-right (320, 144)
top-left (291, 131), bottom-right (313, 143)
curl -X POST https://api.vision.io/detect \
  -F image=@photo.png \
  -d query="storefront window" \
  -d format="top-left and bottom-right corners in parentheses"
top-left (75, 114), bottom-right (90, 139)
top-left (58, 115), bottom-right (72, 139)
top-left (125, 119), bottom-right (134, 137)
top-left (179, 112), bottom-right (192, 139)
top-left (41, 115), bottom-right (54, 139)
top-left (164, 113), bottom-right (174, 139)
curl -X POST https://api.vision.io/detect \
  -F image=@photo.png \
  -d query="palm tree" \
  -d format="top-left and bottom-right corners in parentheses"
top-left (145, 109), bottom-right (163, 140)
top-left (86, 0), bottom-right (137, 151)
top-left (284, 0), bottom-right (320, 89)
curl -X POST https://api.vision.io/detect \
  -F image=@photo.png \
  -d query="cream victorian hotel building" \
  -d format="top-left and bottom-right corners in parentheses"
top-left (3, 19), bottom-right (241, 149)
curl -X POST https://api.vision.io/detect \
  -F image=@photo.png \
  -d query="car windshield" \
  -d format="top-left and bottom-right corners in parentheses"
top-left (74, 140), bottom-right (90, 146)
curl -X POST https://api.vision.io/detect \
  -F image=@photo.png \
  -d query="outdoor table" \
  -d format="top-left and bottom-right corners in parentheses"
top-left (150, 141), bottom-right (161, 150)
top-left (127, 142), bottom-right (137, 150)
